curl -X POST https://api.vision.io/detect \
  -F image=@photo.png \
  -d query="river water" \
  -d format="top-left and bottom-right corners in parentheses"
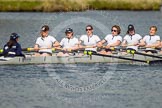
top-left (0, 11), bottom-right (162, 108)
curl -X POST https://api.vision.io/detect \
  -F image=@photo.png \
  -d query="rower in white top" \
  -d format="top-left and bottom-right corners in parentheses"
top-left (79, 25), bottom-right (101, 53)
top-left (122, 24), bottom-right (142, 51)
top-left (97, 25), bottom-right (122, 55)
top-left (139, 26), bottom-right (161, 53)
top-left (57, 28), bottom-right (79, 56)
top-left (34, 25), bottom-right (60, 56)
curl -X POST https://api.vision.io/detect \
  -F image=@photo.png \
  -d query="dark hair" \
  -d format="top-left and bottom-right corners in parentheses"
top-left (86, 25), bottom-right (93, 30)
top-left (150, 26), bottom-right (157, 31)
top-left (41, 25), bottom-right (49, 31)
top-left (112, 25), bottom-right (121, 35)
top-left (6, 39), bottom-right (17, 48)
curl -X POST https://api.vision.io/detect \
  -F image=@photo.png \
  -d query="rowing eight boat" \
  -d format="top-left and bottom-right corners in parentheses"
top-left (0, 52), bottom-right (162, 65)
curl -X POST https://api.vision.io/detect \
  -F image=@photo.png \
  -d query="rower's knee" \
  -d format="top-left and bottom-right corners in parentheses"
top-left (33, 53), bottom-right (41, 56)
top-left (98, 50), bottom-right (106, 54)
top-left (40, 53), bottom-right (52, 56)
top-left (57, 52), bottom-right (69, 56)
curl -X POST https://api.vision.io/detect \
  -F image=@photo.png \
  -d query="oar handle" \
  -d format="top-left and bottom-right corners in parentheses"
top-left (0, 49), bottom-right (3, 53)
top-left (22, 47), bottom-right (84, 53)
top-left (22, 48), bottom-right (34, 51)
top-left (22, 47), bottom-right (56, 52)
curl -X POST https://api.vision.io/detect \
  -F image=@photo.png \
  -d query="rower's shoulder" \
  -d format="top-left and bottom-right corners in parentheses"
top-left (15, 42), bottom-right (21, 46)
top-left (92, 34), bottom-right (100, 38)
top-left (136, 33), bottom-right (142, 36)
top-left (154, 35), bottom-right (161, 38)
top-left (143, 34), bottom-right (149, 36)
top-left (73, 37), bottom-right (79, 40)
top-left (117, 35), bottom-right (122, 37)
top-left (79, 34), bottom-right (86, 38)
top-left (80, 34), bottom-right (87, 37)
top-left (123, 34), bottom-right (129, 37)
top-left (105, 34), bottom-right (112, 37)
top-left (48, 35), bottom-right (56, 38)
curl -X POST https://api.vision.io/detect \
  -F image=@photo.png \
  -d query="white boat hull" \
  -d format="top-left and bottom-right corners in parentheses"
top-left (0, 53), bottom-right (162, 65)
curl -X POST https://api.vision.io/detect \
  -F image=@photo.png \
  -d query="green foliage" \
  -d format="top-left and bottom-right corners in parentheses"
top-left (88, 0), bottom-right (160, 10)
top-left (0, 1), bottom-right (42, 12)
top-left (0, 0), bottom-right (161, 12)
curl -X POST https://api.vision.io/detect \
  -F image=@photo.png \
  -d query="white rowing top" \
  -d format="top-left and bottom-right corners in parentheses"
top-left (104, 34), bottom-right (122, 46)
top-left (35, 35), bottom-right (57, 53)
top-left (123, 33), bottom-right (142, 51)
top-left (80, 34), bottom-right (101, 51)
top-left (143, 35), bottom-right (160, 50)
top-left (60, 37), bottom-right (79, 48)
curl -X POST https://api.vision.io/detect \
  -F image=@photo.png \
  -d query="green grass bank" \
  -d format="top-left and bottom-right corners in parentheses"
top-left (0, 0), bottom-right (161, 12)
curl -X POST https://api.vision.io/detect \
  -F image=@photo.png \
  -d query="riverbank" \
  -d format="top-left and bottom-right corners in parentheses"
top-left (0, 0), bottom-right (161, 12)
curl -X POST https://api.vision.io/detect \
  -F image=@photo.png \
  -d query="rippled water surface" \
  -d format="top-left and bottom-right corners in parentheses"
top-left (0, 11), bottom-right (162, 108)
top-left (0, 64), bottom-right (162, 108)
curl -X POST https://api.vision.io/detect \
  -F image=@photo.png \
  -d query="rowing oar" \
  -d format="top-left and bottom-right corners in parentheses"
top-left (127, 49), bottom-right (162, 59)
top-left (92, 53), bottom-right (162, 65)
top-left (0, 48), bottom-right (51, 52)
top-left (1, 46), bottom-right (95, 53)
top-left (99, 46), bottom-right (148, 51)
top-left (22, 47), bottom-right (58, 52)
top-left (22, 47), bottom-right (85, 54)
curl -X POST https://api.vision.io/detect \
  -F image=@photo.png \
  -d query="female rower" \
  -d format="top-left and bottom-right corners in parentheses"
top-left (122, 24), bottom-right (142, 51)
top-left (97, 25), bottom-right (122, 55)
top-left (79, 25), bottom-right (101, 53)
top-left (0, 33), bottom-right (25, 57)
top-left (139, 26), bottom-right (161, 54)
top-left (57, 28), bottom-right (79, 56)
top-left (34, 25), bottom-right (60, 56)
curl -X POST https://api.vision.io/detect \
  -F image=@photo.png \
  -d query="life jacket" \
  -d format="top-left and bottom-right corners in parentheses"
top-left (2, 43), bottom-right (24, 57)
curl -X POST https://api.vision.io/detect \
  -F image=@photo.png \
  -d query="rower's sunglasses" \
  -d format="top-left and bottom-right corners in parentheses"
top-left (111, 29), bottom-right (117, 32)
top-left (86, 28), bottom-right (92, 31)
